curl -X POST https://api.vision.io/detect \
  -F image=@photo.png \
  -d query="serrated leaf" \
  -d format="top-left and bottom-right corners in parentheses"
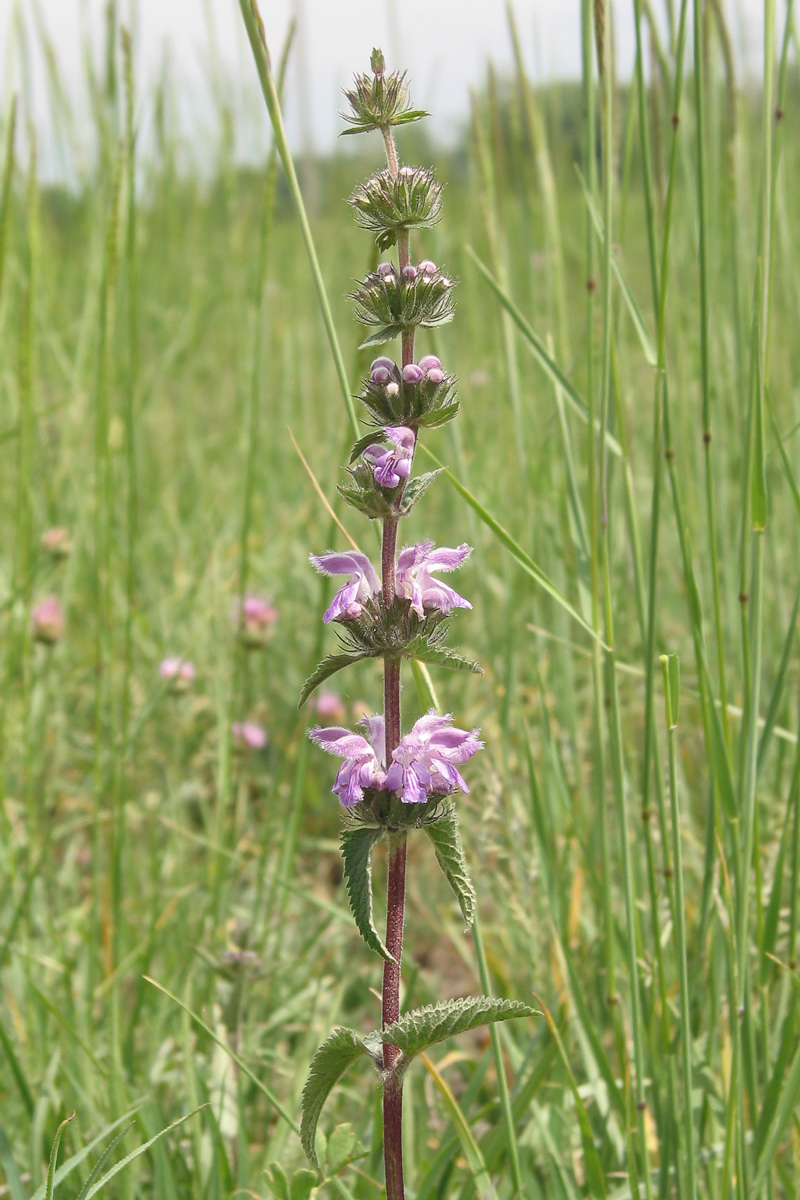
top-left (399, 469), bottom-right (443, 515)
top-left (326, 1124), bottom-right (358, 1175)
top-left (381, 996), bottom-right (536, 1062)
top-left (409, 641), bottom-right (483, 675)
top-left (340, 827), bottom-right (394, 961)
top-left (301, 1029), bottom-right (379, 1166)
top-left (419, 402), bottom-right (460, 428)
top-left (289, 1169), bottom-right (318, 1200)
top-left (299, 651), bottom-right (374, 708)
top-left (349, 430), bottom-right (383, 464)
top-left (45, 1114), bottom-right (74, 1200)
top-left (337, 484), bottom-right (393, 519)
top-left (391, 108), bottom-right (429, 125)
top-left (359, 324), bottom-right (403, 349)
top-left (425, 810), bottom-right (476, 927)
top-left (376, 228), bottom-right (398, 252)
top-left (265, 1162), bottom-right (290, 1200)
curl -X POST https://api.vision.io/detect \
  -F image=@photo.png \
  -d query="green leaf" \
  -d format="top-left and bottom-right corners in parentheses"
top-left (576, 166), bottom-right (657, 367)
top-left (301, 1028), bottom-right (379, 1166)
top-left (751, 1035), bottom-right (800, 1194)
top-left (337, 484), bottom-right (394, 519)
top-left (424, 809), bottom-right (476, 927)
top-left (46, 1115), bottom-right (75, 1200)
top-left (265, 1162), bottom-right (290, 1200)
top-left (299, 650), bottom-right (374, 707)
top-left (73, 1124), bottom-right (136, 1200)
top-left (0, 1120), bottom-right (26, 1200)
top-left (418, 443), bottom-right (606, 646)
top-left (325, 1123), bottom-right (358, 1175)
top-left (381, 996), bottom-right (536, 1062)
top-left (359, 324), bottom-right (403, 348)
top-left (79, 1107), bottom-right (207, 1199)
top-left (349, 430), bottom-right (383, 463)
top-left (399, 469), bottom-right (443, 515)
top-left (340, 826), bottom-right (394, 962)
top-left (289, 1169), bottom-right (318, 1200)
top-left (419, 402), bottom-right (460, 428)
top-left (465, 245), bottom-right (621, 457)
top-left (409, 641), bottom-right (483, 675)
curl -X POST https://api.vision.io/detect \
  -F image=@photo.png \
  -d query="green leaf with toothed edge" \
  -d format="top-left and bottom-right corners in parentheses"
top-left (418, 401), bottom-right (460, 428)
top-left (381, 996), bottom-right (536, 1062)
top-left (349, 430), bottom-right (384, 463)
top-left (298, 650), bottom-right (375, 708)
top-left (340, 826), bottom-right (394, 962)
top-left (358, 324), bottom-right (403, 348)
top-left (406, 640), bottom-right (483, 675)
top-left (425, 808), bottom-right (476, 926)
top-left (399, 469), bottom-right (444, 515)
top-left (300, 1028), bottom-right (381, 1166)
top-left (337, 484), bottom-right (394, 520)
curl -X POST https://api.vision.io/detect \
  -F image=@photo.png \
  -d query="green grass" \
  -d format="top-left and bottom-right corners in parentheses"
top-left (2, 2), bottom-right (800, 1196)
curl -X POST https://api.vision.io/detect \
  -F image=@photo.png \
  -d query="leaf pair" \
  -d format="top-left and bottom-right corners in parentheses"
top-left (340, 808), bottom-right (476, 963)
top-left (300, 997), bottom-right (537, 1165)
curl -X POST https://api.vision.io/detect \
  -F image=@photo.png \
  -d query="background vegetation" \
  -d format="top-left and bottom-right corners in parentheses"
top-left (2, 1), bottom-right (800, 1197)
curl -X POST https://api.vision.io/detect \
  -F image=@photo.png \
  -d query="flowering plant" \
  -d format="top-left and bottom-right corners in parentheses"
top-left (288, 49), bottom-right (534, 1199)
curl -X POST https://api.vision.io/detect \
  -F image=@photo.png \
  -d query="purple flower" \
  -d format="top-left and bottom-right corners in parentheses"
top-left (309, 715), bottom-right (387, 807)
top-left (310, 550), bottom-right (381, 623)
top-left (384, 711), bottom-right (482, 803)
top-left (377, 262), bottom-right (396, 278)
top-left (418, 259), bottom-right (437, 275)
top-left (402, 363), bottom-right (424, 384)
top-left (370, 355), bottom-right (395, 384)
top-left (32, 597), bottom-right (64, 644)
top-left (395, 541), bottom-right (472, 618)
top-left (418, 354), bottom-right (441, 373)
top-left (364, 425), bottom-right (415, 488)
top-left (402, 264), bottom-right (417, 281)
top-left (232, 721), bottom-right (268, 750)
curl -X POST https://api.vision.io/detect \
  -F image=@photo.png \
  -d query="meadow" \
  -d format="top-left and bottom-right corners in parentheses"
top-left (2, 1), bottom-right (800, 1197)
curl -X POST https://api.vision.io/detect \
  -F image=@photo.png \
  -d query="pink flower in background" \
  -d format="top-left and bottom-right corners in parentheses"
top-left (159, 657), bottom-right (196, 690)
top-left (41, 527), bottom-right (72, 558)
top-left (313, 690), bottom-right (347, 725)
top-left (238, 594), bottom-right (277, 648)
top-left (232, 721), bottom-right (268, 750)
top-left (32, 597), bottom-right (64, 645)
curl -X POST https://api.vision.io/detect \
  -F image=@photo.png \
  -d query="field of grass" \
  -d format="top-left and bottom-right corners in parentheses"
top-left (2, 1), bottom-right (800, 1197)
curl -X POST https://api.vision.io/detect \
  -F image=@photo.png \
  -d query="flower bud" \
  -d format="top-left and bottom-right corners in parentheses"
top-left (32, 597), bottom-right (63, 645)
top-left (371, 366), bottom-right (390, 385)
top-left (418, 354), bottom-right (442, 373)
top-left (401, 265), bottom-right (417, 282)
top-left (386, 381), bottom-right (400, 397)
top-left (402, 363), bottom-right (424, 384)
top-left (418, 259), bottom-right (437, 275)
top-left (377, 261), bottom-right (396, 278)
top-left (370, 47), bottom-right (385, 76)
top-left (426, 368), bottom-right (445, 384)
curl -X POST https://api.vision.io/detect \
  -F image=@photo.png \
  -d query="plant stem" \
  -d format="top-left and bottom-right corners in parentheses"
top-left (380, 120), bottom-right (409, 1200)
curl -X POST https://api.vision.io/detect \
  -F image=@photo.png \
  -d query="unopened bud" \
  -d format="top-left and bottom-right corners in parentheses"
top-left (402, 363), bottom-right (424, 384)
top-left (418, 259), bottom-right (436, 275)
top-left (377, 262), bottom-right (396, 278)
top-left (402, 265), bottom-right (417, 281)
top-left (386, 381), bottom-right (400, 397)
top-left (370, 47), bottom-right (385, 76)
top-left (418, 354), bottom-right (442, 372)
top-left (426, 368), bottom-right (445, 384)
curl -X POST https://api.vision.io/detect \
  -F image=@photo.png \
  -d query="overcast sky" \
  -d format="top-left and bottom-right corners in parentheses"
top-left (0, 0), bottom-right (778, 178)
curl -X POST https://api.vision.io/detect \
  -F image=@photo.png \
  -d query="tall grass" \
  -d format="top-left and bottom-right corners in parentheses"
top-left (1, 2), bottom-right (800, 1197)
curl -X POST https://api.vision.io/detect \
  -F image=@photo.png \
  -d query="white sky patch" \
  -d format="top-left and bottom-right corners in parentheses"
top-left (0, 0), bottom-right (780, 181)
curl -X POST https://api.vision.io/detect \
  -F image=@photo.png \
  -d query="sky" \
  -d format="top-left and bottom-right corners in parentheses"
top-left (0, 0), bottom-right (776, 178)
